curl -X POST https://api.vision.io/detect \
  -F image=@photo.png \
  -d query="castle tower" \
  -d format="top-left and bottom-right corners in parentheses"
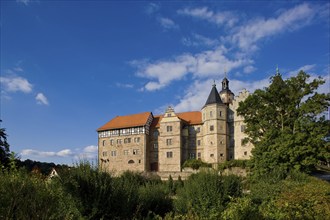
top-left (219, 77), bottom-right (235, 106)
top-left (201, 82), bottom-right (228, 166)
top-left (158, 106), bottom-right (182, 172)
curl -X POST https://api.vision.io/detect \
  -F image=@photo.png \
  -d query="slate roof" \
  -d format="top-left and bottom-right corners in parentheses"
top-left (204, 84), bottom-right (223, 106)
top-left (97, 112), bottom-right (152, 131)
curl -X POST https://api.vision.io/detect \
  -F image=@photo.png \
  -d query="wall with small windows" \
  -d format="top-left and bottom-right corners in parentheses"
top-left (229, 89), bottom-right (253, 160)
top-left (98, 130), bottom-right (147, 173)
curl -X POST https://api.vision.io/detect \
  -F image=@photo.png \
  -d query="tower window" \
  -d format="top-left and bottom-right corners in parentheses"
top-left (210, 111), bottom-right (213, 117)
top-left (197, 140), bottom-right (201, 146)
top-left (219, 111), bottom-right (222, 117)
top-left (167, 126), bottom-right (172, 132)
top-left (166, 139), bottom-right (172, 145)
top-left (241, 125), bottom-right (246, 132)
top-left (210, 125), bottom-right (214, 131)
top-left (153, 143), bottom-right (158, 149)
top-left (244, 151), bottom-right (247, 156)
top-left (102, 140), bottom-right (106, 146)
top-left (166, 152), bottom-right (173, 158)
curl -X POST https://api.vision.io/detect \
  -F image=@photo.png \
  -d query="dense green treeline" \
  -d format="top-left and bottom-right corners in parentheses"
top-left (1, 161), bottom-right (329, 220)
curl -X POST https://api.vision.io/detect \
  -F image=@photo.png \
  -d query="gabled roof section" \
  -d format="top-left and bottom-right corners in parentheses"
top-left (151, 111), bottom-right (202, 128)
top-left (177, 111), bottom-right (202, 125)
top-left (204, 84), bottom-right (223, 106)
top-left (97, 112), bottom-right (152, 131)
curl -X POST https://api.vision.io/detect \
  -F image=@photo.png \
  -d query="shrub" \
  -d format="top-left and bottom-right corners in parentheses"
top-left (218, 159), bottom-right (248, 171)
top-left (0, 169), bottom-right (80, 219)
top-left (174, 171), bottom-right (243, 219)
top-left (182, 159), bottom-right (211, 170)
top-left (60, 161), bottom-right (115, 219)
top-left (138, 183), bottom-right (172, 218)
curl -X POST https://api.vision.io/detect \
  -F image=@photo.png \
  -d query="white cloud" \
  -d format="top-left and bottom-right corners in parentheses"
top-left (145, 3), bottom-right (160, 15)
top-left (178, 7), bottom-right (238, 27)
top-left (116, 82), bottom-right (134, 88)
top-left (16, 0), bottom-right (30, 5)
top-left (228, 3), bottom-right (319, 51)
top-left (173, 77), bottom-right (270, 112)
top-left (83, 145), bottom-right (98, 153)
top-left (35, 93), bottom-right (49, 105)
top-left (133, 47), bottom-right (252, 91)
top-left (20, 145), bottom-right (98, 162)
top-left (243, 65), bottom-right (257, 74)
top-left (21, 149), bottom-right (72, 157)
top-left (0, 76), bottom-right (33, 93)
top-left (182, 33), bottom-right (219, 47)
top-left (286, 64), bottom-right (316, 77)
top-left (158, 17), bottom-right (179, 30)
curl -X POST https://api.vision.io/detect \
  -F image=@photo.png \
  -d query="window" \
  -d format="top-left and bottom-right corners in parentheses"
top-left (138, 160), bottom-right (141, 164)
top-left (111, 151), bottom-right (116, 157)
top-left (167, 126), bottom-right (172, 132)
top-left (244, 151), bottom-right (247, 156)
top-left (197, 140), bottom-right (201, 146)
top-left (102, 140), bottom-right (106, 146)
top-left (153, 130), bottom-right (159, 138)
top-left (154, 152), bottom-right (158, 159)
top-left (220, 153), bottom-right (224, 157)
top-left (166, 139), bottom-right (172, 145)
top-left (153, 143), bottom-right (158, 149)
top-left (219, 111), bottom-right (222, 117)
top-left (210, 125), bottom-right (214, 131)
top-left (110, 139), bottom-right (114, 146)
top-left (241, 139), bottom-right (245, 146)
top-left (133, 149), bottom-right (139, 155)
top-left (102, 151), bottom-right (107, 157)
top-left (196, 127), bottom-right (200, 133)
top-left (134, 137), bottom-right (140, 143)
top-left (241, 125), bottom-right (246, 132)
top-left (166, 152), bottom-right (173, 158)
top-left (189, 153), bottom-right (196, 159)
top-left (124, 138), bottom-right (131, 144)
top-left (117, 139), bottom-right (122, 144)
top-left (128, 160), bottom-right (134, 164)
top-left (210, 154), bottom-right (214, 157)
top-left (197, 152), bottom-right (201, 159)
top-left (220, 140), bottom-right (224, 144)
top-left (167, 113), bottom-right (171, 117)
top-left (210, 111), bottom-right (213, 117)
top-left (123, 150), bottom-right (128, 155)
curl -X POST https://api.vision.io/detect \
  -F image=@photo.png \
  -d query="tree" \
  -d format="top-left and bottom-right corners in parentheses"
top-left (237, 71), bottom-right (330, 175)
top-left (0, 120), bottom-right (10, 168)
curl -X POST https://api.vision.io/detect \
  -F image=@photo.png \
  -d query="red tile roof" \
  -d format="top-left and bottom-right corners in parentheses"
top-left (97, 112), bottom-right (152, 131)
top-left (151, 111), bottom-right (202, 128)
top-left (177, 111), bottom-right (202, 125)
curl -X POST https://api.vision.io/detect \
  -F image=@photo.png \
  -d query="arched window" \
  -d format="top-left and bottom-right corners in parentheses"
top-left (128, 160), bottom-right (135, 164)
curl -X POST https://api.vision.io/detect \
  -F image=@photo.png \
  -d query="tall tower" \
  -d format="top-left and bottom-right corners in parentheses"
top-left (201, 82), bottom-right (228, 166)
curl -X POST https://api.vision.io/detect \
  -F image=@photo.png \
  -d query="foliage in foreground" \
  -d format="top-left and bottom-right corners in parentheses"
top-left (237, 71), bottom-right (330, 175)
top-left (182, 159), bottom-right (212, 170)
top-left (0, 169), bottom-right (81, 219)
top-left (1, 162), bottom-right (329, 220)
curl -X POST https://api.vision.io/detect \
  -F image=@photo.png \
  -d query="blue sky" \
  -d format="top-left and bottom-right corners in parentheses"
top-left (1, 0), bottom-right (329, 165)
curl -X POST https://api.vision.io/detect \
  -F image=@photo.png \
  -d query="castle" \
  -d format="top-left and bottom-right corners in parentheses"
top-left (97, 77), bottom-right (253, 173)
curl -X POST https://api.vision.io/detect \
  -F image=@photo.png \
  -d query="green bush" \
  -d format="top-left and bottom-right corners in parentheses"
top-left (218, 159), bottom-right (248, 171)
top-left (182, 159), bottom-right (211, 170)
top-left (174, 171), bottom-right (242, 219)
top-left (60, 161), bottom-right (115, 219)
top-left (0, 169), bottom-right (80, 219)
top-left (138, 183), bottom-right (172, 218)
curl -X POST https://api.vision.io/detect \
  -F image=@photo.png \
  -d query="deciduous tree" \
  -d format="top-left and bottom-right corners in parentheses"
top-left (237, 71), bottom-right (330, 174)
